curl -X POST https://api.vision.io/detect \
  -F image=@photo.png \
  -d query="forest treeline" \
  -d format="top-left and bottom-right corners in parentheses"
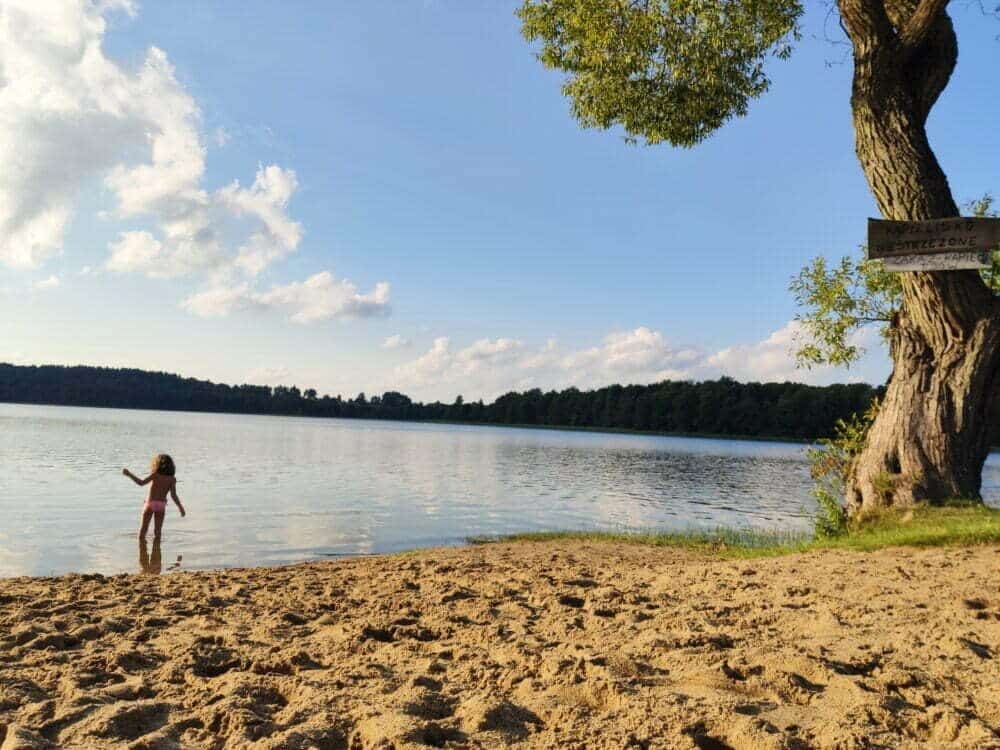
top-left (0, 362), bottom-right (932, 442)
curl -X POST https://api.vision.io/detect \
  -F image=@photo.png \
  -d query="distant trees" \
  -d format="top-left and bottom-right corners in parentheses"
top-left (0, 363), bottom-right (943, 443)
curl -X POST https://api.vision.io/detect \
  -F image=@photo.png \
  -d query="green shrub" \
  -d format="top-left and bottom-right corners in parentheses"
top-left (808, 400), bottom-right (879, 538)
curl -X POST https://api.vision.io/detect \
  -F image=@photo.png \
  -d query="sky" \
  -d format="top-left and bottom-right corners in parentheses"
top-left (1, 0), bottom-right (998, 402)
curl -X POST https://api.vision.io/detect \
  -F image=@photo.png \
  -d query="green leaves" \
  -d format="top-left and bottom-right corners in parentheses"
top-left (968, 195), bottom-right (1000, 293)
top-left (518, 0), bottom-right (802, 146)
top-left (808, 398), bottom-right (880, 538)
top-left (790, 254), bottom-right (901, 369)
top-left (789, 195), bottom-right (997, 371)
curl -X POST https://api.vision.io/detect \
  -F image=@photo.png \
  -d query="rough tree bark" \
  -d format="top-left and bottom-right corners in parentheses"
top-left (838, 0), bottom-right (1000, 515)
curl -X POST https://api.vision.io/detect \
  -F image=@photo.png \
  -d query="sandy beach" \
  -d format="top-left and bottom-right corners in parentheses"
top-left (1, 541), bottom-right (998, 749)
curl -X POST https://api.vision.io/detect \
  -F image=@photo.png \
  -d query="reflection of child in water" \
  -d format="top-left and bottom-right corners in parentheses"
top-left (122, 453), bottom-right (186, 541)
top-left (139, 537), bottom-right (162, 575)
top-left (139, 537), bottom-right (182, 576)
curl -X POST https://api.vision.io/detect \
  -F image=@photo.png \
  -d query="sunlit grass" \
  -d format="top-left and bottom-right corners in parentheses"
top-left (469, 503), bottom-right (1000, 559)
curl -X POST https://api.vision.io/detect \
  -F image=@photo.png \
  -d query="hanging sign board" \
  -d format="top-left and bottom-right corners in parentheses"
top-left (868, 217), bottom-right (999, 272)
top-left (882, 251), bottom-right (992, 272)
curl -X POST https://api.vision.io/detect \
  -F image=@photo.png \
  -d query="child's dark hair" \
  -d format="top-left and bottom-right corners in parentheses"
top-left (150, 454), bottom-right (175, 476)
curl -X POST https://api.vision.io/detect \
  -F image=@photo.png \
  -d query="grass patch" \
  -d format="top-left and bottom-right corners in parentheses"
top-left (469, 503), bottom-right (1000, 559)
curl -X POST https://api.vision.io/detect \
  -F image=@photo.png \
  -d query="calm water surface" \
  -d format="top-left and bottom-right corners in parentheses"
top-left (2, 403), bottom-right (998, 577)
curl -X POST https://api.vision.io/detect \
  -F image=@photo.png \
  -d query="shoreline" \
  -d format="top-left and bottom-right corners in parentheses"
top-left (2, 540), bottom-right (998, 748)
top-left (7, 399), bottom-right (1000, 452)
top-left (4, 503), bottom-right (999, 580)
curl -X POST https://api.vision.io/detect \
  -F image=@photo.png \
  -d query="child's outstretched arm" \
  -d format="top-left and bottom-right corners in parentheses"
top-left (122, 468), bottom-right (152, 486)
top-left (170, 479), bottom-right (186, 517)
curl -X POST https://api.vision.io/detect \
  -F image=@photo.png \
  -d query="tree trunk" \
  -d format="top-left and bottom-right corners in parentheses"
top-left (839, 0), bottom-right (1000, 515)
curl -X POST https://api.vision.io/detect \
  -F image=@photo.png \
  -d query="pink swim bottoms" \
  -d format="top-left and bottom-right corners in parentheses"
top-left (144, 500), bottom-right (167, 514)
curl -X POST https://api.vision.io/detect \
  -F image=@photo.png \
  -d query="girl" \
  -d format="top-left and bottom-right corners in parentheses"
top-left (123, 454), bottom-right (186, 541)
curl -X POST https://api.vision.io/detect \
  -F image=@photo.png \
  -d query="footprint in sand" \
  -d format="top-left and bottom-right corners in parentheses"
top-left (401, 690), bottom-right (456, 722)
top-left (404, 722), bottom-right (467, 748)
top-left (189, 637), bottom-right (242, 678)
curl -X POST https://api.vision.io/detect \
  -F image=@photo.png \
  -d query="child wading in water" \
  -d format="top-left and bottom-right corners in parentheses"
top-left (123, 454), bottom-right (186, 540)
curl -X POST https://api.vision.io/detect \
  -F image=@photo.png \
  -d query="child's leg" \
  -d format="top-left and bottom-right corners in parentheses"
top-left (139, 537), bottom-right (150, 572)
top-left (139, 508), bottom-right (153, 540)
top-left (153, 511), bottom-right (165, 540)
top-left (149, 537), bottom-right (162, 574)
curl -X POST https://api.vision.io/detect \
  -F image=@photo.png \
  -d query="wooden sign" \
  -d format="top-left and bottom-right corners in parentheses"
top-left (868, 217), bottom-right (999, 272)
top-left (883, 251), bottom-right (992, 272)
top-left (868, 217), bottom-right (999, 258)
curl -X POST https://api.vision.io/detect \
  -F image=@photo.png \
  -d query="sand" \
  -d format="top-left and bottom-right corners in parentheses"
top-left (1, 541), bottom-right (998, 749)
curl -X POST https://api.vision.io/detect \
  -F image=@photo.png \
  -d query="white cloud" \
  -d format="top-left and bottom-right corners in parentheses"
top-left (105, 231), bottom-right (164, 276)
top-left (560, 327), bottom-right (677, 374)
top-left (0, 0), bottom-right (189, 268)
top-left (395, 336), bottom-right (525, 394)
top-left (101, 46), bottom-right (206, 220)
top-left (260, 273), bottom-right (389, 323)
top-left (391, 323), bottom-right (890, 401)
top-left (0, 1), bottom-right (385, 324)
top-left (705, 321), bottom-right (807, 382)
top-left (181, 283), bottom-right (253, 318)
top-left (382, 334), bottom-right (411, 350)
top-left (458, 337), bottom-right (522, 364)
top-left (219, 165), bottom-right (303, 277)
top-left (33, 275), bottom-right (61, 290)
top-left (397, 336), bottom-right (452, 386)
top-left (705, 321), bottom-right (885, 385)
top-left (182, 271), bottom-right (390, 323)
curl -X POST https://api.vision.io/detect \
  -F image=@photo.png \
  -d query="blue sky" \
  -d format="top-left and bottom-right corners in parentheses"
top-left (1, 1), bottom-right (997, 401)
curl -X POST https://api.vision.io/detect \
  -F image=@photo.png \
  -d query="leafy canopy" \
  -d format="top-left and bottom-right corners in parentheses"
top-left (791, 196), bottom-right (1000, 368)
top-left (518, 0), bottom-right (803, 146)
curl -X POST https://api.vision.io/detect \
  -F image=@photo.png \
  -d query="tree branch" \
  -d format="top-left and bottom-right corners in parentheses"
top-left (837, 0), bottom-right (896, 48)
top-left (898, 0), bottom-right (950, 47)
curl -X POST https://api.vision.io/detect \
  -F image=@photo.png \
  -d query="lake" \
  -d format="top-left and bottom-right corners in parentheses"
top-left (1, 403), bottom-right (997, 577)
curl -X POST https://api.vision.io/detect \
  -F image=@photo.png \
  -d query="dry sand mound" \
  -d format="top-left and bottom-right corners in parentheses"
top-left (1, 542), bottom-right (998, 749)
